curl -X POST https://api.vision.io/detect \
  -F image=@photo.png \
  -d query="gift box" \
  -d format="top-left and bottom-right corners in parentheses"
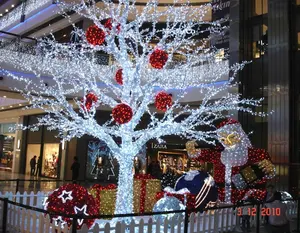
top-left (89, 184), bottom-right (117, 218)
top-left (156, 191), bottom-right (196, 211)
top-left (133, 174), bottom-right (162, 213)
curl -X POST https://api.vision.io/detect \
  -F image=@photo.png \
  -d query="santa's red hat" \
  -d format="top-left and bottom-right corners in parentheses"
top-left (217, 118), bottom-right (239, 129)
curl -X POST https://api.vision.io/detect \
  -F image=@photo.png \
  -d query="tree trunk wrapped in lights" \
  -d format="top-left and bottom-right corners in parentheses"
top-left (0, 0), bottom-right (268, 215)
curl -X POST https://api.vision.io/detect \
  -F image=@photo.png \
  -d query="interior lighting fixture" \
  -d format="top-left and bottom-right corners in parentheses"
top-left (11, 4), bottom-right (15, 7)
top-left (3, 96), bottom-right (6, 98)
top-left (0, 14), bottom-right (3, 16)
top-left (5, 9), bottom-right (8, 12)
top-left (19, 104), bottom-right (22, 106)
top-left (17, 139), bottom-right (20, 149)
top-left (9, 105), bottom-right (12, 108)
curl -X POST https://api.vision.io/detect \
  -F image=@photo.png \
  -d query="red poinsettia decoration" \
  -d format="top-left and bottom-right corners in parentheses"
top-left (44, 183), bottom-right (99, 229)
top-left (104, 18), bottom-right (121, 33)
top-left (112, 103), bottom-right (133, 124)
top-left (115, 69), bottom-right (123, 85)
top-left (149, 49), bottom-right (168, 69)
top-left (155, 91), bottom-right (172, 111)
top-left (81, 92), bottom-right (98, 112)
top-left (86, 24), bottom-right (105, 46)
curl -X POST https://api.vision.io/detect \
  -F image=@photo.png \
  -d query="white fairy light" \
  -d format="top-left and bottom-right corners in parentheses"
top-left (0, 0), bottom-right (268, 215)
top-left (58, 190), bottom-right (73, 204)
top-left (74, 205), bottom-right (89, 226)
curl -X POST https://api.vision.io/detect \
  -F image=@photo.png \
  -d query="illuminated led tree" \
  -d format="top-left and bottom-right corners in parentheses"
top-left (0, 0), bottom-right (267, 214)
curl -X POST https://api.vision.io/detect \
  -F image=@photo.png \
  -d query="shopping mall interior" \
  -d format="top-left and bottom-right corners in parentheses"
top-left (0, 0), bottom-right (299, 232)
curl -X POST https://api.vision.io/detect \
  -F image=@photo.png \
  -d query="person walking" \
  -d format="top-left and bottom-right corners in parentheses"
top-left (71, 156), bottom-right (80, 183)
top-left (35, 156), bottom-right (42, 176)
top-left (265, 192), bottom-right (292, 233)
top-left (30, 155), bottom-right (37, 176)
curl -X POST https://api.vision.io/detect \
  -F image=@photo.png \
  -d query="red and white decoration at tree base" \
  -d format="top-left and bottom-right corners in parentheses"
top-left (155, 91), bottom-right (172, 111)
top-left (44, 183), bottom-right (99, 229)
top-left (149, 49), bottom-right (168, 69)
top-left (112, 103), bottom-right (133, 124)
top-left (86, 25), bottom-right (105, 46)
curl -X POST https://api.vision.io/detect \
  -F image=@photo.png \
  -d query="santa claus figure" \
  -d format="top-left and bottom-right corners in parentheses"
top-left (186, 118), bottom-right (276, 204)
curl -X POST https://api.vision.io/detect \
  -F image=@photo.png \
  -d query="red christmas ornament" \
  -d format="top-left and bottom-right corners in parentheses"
top-left (115, 69), bottom-right (123, 85)
top-left (104, 18), bottom-right (121, 33)
top-left (112, 103), bottom-right (133, 124)
top-left (155, 91), bottom-right (172, 111)
top-left (149, 49), bottom-right (168, 69)
top-left (45, 183), bottom-right (99, 229)
top-left (81, 92), bottom-right (98, 112)
top-left (86, 24), bottom-right (105, 46)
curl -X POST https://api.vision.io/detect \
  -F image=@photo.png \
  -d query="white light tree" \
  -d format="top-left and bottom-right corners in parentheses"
top-left (0, 0), bottom-right (266, 215)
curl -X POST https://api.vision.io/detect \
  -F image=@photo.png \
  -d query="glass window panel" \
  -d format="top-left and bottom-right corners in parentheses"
top-left (255, 0), bottom-right (268, 15)
top-left (42, 143), bottom-right (60, 178)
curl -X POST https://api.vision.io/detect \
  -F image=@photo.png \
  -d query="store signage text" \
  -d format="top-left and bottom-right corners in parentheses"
top-left (151, 143), bottom-right (167, 149)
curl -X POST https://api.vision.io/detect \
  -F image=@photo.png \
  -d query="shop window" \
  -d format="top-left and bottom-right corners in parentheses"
top-left (42, 143), bottom-right (60, 178)
top-left (254, 0), bottom-right (268, 15)
top-left (26, 144), bottom-right (41, 175)
top-left (0, 135), bottom-right (14, 170)
top-left (86, 140), bottom-right (119, 181)
top-left (253, 25), bottom-right (268, 59)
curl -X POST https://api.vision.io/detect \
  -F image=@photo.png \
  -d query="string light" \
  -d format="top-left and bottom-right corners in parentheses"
top-left (44, 184), bottom-right (99, 229)
top-left (1, 0), bottom-right (270, 215)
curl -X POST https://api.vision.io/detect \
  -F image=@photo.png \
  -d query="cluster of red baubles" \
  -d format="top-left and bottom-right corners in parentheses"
top-left (46, 183), bottom-right (99, 229)
top-left (81, 92), bottom-right (98, 112)
top-left (85, 18), bottom-right (120, 46)
top-left (112, 103), bottom-right (133, 124)
top-left (149, 49), bottom-right (168, 69)
top-left (155, 91), bottom-right (172, 111)
top-left (115, 69), bottom-right (123, 85)
top-left (85, 24), bottom-right (106, 46)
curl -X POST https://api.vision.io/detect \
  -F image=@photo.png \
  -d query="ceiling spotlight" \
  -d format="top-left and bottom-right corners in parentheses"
top-left (63, 34), bottom-right (67, 37)
top-left (11, 4), bottom-right (14, 7)
top-left (19, 104), bottom-right (22, 106)
top-left (5, 9), bottom-right (8, 12)
top-left (9, 106), bottom-right (12, 108)
top-left (1, 107), bottom-right (4, 109)
top-left (0, 14), bottom-right (3, 17)
top-left (3, 96), bottom-right (6, 98)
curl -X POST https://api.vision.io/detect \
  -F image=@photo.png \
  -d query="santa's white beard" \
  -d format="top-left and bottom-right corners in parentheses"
top-left (220, 140), bottom-right (249, 167)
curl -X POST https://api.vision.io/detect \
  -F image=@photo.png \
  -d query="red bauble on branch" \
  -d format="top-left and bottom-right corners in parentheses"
top-left (149, 49), bottom-right (168, 69)
top-left (104, 18), bottom-right (121, 33)
top-left (112, 103), bottom-right (133, 124)
top-left (155, 91), bottom-right (172, 111)
top-left (115, 69), bottom-right (123, 85)
top-left (44, 183), bottom-right (99, 229)
top-left (81, 92), bottom-right (98, 112)
top-left (86, 24), bottom-right (105, 46)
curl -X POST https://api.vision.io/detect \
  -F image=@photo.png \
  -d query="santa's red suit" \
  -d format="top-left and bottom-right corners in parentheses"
top-left (187, 119), bottom-right (275, 204)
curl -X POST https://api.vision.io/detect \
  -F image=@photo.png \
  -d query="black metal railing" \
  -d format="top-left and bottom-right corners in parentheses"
top-left (0, 193), bottom-right (298, 233)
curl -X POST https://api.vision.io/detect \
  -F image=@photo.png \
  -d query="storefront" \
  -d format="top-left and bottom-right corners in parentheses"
top-left (22, 115), bottom-right (64, 178)
top-left (146, 141), bottom-right (208, 175)
top-left (0, 122), bottom-right (18, 172)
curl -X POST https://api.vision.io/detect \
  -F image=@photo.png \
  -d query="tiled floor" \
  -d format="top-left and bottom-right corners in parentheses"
top-left (0, 170), bottom-right (112, 193)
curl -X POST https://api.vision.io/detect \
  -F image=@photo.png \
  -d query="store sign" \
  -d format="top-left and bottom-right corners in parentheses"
top-left (151, 143), bottom-right (167, 149)
top-left (211, 0), bottom-right (230, 49)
